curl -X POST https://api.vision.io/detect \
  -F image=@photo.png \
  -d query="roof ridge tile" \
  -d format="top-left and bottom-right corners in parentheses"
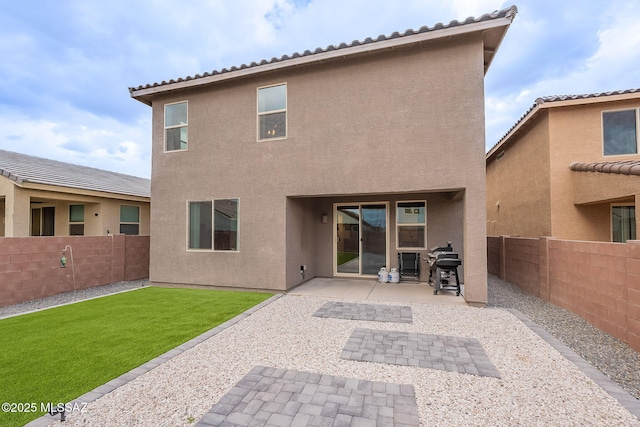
top-left (489, 87), bottom-right (640, 155)
top-left (570, 160), bottom-right (640, 177)
top-left (130, 5), bottom-right (518, 93)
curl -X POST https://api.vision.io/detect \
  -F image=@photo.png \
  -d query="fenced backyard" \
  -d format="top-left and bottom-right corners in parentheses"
top-left (488, 236), bottom-right (640, 352)
top-left (0, 235), bottom-right (149, 308)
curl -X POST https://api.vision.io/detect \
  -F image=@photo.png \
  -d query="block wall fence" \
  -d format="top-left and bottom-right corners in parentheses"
top-left (0, 235), bottom-right (149, 308)
top-left (488, 236), bottom-right (640, 352)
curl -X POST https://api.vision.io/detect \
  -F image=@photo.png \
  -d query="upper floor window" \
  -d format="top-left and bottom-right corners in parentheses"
top-left (603, 109), bottom-right (638, 155)
top-left (69, 204), bottom-right (84, 236)
top-left (165, 101), bottom-right (188, 151)
top-left (120, 205), bottom-right (140, 235)
top-left (258, 84), bottom-right (286, 140)
top-left (396, 201), bottom-right (426, 249)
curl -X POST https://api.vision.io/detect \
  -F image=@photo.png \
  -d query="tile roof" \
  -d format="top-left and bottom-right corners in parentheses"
top-left (129, 5), bottom-right (517, 102)
top-left (0, 149), bottom-right (150, 198)
top-left (535, 88), bottom-right (640, 104)
top-left (570, 160), bottom-right (640, 177)
top-left (488, 88), bottom-right (640, 158)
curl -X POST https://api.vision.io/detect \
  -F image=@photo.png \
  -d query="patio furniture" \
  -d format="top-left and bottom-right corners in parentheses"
top-left (398, 252), bottom-right (420, 282)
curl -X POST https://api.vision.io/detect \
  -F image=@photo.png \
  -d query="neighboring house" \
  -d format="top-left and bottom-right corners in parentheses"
top-left (486, 88), bottom-right (640, 242)
top-left (129, 6), bottom-right (517, 306)
top-left (0, 149), bottom-right (150, 237)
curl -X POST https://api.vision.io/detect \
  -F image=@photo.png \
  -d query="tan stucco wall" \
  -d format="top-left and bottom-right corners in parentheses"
top-left (486, 113), bottom-right (552, 237)
top-left (0, 178), bottom-right (150, 237)
top-left (0, 176), bottom-right (13, 236)
top-left (548, 99), bottom-right (640, 240)
top-left (0, 199), bottom-right (4, 237)
top-left (488, 97), bottom-right (640, 242)
top-left (149, 35), bottom-right (489, 303)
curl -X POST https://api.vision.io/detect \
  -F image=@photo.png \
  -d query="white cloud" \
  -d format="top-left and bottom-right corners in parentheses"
top-left (450, 0), bottom-right (506, 20)
top-left (0, 107), bottom-right (151, 178)
top-left (484, 0), bottom-right (640, 147)
top-left (3, 0), bottom-right (640, 167)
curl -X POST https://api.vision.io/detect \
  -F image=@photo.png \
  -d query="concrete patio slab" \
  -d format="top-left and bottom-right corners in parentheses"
top-left (288, 277), bottom-right (467, 306)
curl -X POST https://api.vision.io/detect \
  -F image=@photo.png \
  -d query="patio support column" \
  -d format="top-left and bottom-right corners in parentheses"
top-left (4, 186), bottom-right (31, 237)
top-left (463, 188), bottom-right (488, 307)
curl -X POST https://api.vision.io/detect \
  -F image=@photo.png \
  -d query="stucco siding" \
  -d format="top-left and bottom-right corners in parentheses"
top-left (486, 113), bottom-right (551, 237)
top-left (549, 100), bottom-right (640, 240)
top-left (0, 178), bottom-right (150, 238)
top-left (149, 35), bottom-right (488, 301)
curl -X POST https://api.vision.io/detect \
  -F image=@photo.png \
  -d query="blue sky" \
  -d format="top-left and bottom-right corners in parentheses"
top-left (1, 0), bottom-right (639, 178)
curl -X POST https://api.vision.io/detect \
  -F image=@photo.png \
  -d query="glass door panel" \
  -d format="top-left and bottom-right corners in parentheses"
top-left (336, 206), bottom-right (360, 274)
top-left (42, 207), bottom-right (55, 236)
top-left (336, 204), bottom-right (387, 275)
top-left (361, 205), bottom-right (387, 275)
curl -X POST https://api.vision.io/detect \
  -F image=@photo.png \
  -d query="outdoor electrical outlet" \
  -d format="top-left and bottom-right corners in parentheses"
top-left (300, 265), bottom-right (306, 273)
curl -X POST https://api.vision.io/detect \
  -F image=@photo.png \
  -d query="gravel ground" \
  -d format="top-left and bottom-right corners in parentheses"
top-left (0, 280), bottom-right (148, 319)
top-left (31, 283), bottom-right (638, 426)
top-left (4, 277), bottom-right (639, 426)
top-left (487, 274), bottom-right (640, 401)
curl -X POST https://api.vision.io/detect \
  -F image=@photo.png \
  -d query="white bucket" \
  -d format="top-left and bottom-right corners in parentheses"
top-left (389, 268), bottom-right (400, 283)
top-left (377, 267), bottom-right (389, 283)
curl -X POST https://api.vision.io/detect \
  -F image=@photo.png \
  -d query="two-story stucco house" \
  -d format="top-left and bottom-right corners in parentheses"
top-left (130, 6), bottom-right (517, 306)
top-left (487, 89), bottom-right (640, 243)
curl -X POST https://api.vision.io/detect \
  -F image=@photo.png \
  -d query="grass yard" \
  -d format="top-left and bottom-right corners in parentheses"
top-left (337, 252), bottom-right (359, 266)
top-left (0, 287), bottom-right (273, 427)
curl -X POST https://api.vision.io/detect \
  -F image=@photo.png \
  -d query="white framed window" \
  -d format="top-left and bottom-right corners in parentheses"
top-left (188, 198), bottom-right (239, 251)
top-left (69, 204), bottom-right (84, 236)
top-left (257, 83), bottom-right (286, 140)
top-left (120, 205), bottom-right (140, 235)
top-left (165, 101), bottom-right (188, 151)
top-left (603, 108), bottom-right (639, 156)
top-left (396, 201), bottom-right (426, 249)
top-left (611, 204), bottom-right (636, 243)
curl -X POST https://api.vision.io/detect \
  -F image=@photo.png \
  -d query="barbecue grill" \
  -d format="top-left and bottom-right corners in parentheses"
top-left (426, 242), bottom-right (462, 296)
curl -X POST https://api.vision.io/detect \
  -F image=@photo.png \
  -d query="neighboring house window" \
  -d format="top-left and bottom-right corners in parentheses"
top-left (603, 109), bottom-right (638, 155)
top-left (258, 84), bottom-right (286, 140)
top-left (31, 206), bottom-right (55, 236)
top-left (189, 199), bottom-right (239, 251)
top-left (165, 101), bottom-right (188, 151)
top-left (612, 205), bottom-right (636, 243)
top-left (120, 206), bottom-right (140, 235)
top-left (69, 204), bottom-right (84, 236)
top-left (396, 201), bottom-right (426, 249)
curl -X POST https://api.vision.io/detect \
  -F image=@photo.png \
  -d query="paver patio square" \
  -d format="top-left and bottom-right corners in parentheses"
top-left (313, 302), bottom-right (413, 323)
top-left (341, 328), bottom-right (501, 378)
top-left (195, 366), bottom-right (419, 426)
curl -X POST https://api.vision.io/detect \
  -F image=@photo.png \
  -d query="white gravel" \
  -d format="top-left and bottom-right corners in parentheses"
top-left (47, 294), bottom-right (640, 427)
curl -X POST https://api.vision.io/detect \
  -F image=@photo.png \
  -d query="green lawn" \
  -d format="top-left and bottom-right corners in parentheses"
top-left (337, 252), bottom-right (359, 266)
top-left (0, 287), bottom-right (273, 427)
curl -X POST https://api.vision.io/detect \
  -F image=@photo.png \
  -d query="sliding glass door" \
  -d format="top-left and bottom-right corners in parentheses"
top-left (335, 203), bottom-right (387, 276)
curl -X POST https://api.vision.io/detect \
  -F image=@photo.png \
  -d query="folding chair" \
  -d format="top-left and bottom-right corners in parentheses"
top-left (398, 252), bottom-right (420, 282)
